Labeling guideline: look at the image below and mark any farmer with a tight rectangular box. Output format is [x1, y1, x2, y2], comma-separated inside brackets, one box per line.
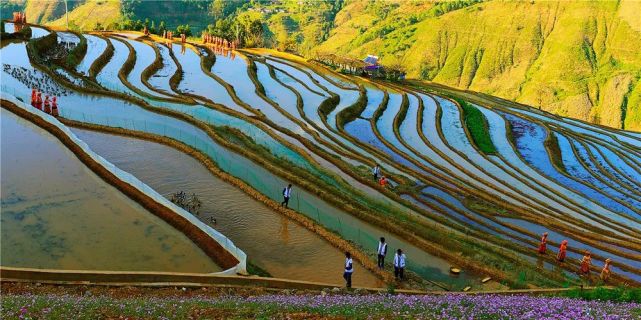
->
[372, 164, 381, 181]
[393, 249, 406, 280]
[600, 258, 612, 282]
[30, 88, 36, 105]
[376, 237, 387, 269]
[51, 96, 59, 117]
[43, 95, 51, 114]
[281, 184, 292, 208]
[343, 252, 353, 288]
[557, 240, 568, 262]
[538, 232, 548, 254]
[378, 176, 388, 188]
[578, 251, 592, 276]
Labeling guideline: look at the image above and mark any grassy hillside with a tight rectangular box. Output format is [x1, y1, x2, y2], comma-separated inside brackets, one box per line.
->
[315, 0, 641, 131]
[48, 0, 121, 30]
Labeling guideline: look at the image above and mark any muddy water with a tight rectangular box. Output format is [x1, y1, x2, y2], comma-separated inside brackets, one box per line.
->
[0, 110, 220, 273]
[72, 128, 382, 287]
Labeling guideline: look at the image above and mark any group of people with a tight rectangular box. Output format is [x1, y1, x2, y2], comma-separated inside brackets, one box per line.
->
[12, 12, 27, 24]
[344, 238, 406, 288]
[372, 164, 389, 188]
[376, 237, 406, 281]
[538, 232, 612, 282]
[30, 88, 59, 116]
[161, 30, 175, 40]
[201, 33, 239, 50]
[280, 184, 406, 287]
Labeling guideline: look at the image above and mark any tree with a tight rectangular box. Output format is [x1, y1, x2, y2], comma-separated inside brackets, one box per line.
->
[177, 24, 192, 37]
[150, 21, 156, 34]
[211, 0, 225, 20]
[158, 21, 166, 35]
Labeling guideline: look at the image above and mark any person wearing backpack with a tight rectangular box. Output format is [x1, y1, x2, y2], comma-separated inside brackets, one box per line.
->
[281, 184, 292, 208]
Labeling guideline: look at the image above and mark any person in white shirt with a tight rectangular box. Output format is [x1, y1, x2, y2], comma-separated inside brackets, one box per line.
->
[394, 249, 406, 280]
[281, 184, 292, 208]
[343, 252, 353, 288]
[377, 237, 387, 269]
[372, 164, 381, 181]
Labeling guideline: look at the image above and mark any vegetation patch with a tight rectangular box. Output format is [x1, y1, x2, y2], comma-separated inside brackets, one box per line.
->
[452, 96, 497, 155]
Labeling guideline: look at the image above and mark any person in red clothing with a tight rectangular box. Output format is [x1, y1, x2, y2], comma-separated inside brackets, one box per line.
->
[51, 96, 59, 117]
[537, 232, 548, 254]
[600, 258, 612, 283]
[578, 251, 592, 276]
[31, 88, 36, 105]
[378, 176, 388, 187]
[43, 95, 51, 114]
[556, 240, 568, 262]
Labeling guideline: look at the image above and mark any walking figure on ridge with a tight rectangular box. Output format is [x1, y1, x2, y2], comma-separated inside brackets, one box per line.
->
[377, 237, 387, 269]
[394, 249, 405, 281]
[372, 164, 380, 181]
[557, 240, 568, 262]
[578, 251, 592, 277]
[538, 232, 548, 254]
[281, 184, 292, 208]
[344, 252, 353, 288]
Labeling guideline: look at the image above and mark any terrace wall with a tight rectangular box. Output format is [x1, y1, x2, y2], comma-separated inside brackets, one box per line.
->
[0, 95, 247, 276]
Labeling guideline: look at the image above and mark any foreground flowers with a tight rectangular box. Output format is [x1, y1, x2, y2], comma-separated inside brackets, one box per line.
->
[2, 292, 640, 319]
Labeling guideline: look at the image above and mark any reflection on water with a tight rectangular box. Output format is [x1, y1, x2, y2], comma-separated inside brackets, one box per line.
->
[72, 128, 382, 287]
[1, 110, 220, 273]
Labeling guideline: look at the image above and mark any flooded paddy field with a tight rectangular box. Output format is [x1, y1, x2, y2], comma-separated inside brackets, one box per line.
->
[72, 128, 381, 287]
[0, 109, 220, 273]
[2, 26, 640, 290]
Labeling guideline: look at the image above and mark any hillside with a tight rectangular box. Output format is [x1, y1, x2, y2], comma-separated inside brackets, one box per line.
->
[15, 0, 641, 131]
[314, 0, 641, 131]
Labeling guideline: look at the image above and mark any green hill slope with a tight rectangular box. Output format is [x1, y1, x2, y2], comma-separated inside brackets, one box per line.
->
[315, 0, 641, 131]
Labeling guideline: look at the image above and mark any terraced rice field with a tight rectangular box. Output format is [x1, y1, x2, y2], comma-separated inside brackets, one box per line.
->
[2, 25, 640, 290]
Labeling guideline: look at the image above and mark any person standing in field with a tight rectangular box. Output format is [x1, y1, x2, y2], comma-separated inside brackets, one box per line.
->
[281, 184, 292, 208]
[538, 232, 548, 254]
[344, 252, 353, 288]
[377, 237, 387, 269]
[372, 164, 381, 181]
[600, 258, 612, 283]
[393, 249, 406, 281]
[557, 240, 568, 262]
[579, 251, 592, 276]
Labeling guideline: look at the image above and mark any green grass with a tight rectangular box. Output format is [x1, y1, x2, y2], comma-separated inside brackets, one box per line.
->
[562, 287, 641, 303]
[452, 97, 497, 155]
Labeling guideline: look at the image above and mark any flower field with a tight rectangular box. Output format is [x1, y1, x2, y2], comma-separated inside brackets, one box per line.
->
[2, 290, 640, 319]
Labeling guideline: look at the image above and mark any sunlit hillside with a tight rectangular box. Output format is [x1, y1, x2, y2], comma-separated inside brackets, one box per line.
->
[315, 0, 641, 131]
[47, 0, 121, 30]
